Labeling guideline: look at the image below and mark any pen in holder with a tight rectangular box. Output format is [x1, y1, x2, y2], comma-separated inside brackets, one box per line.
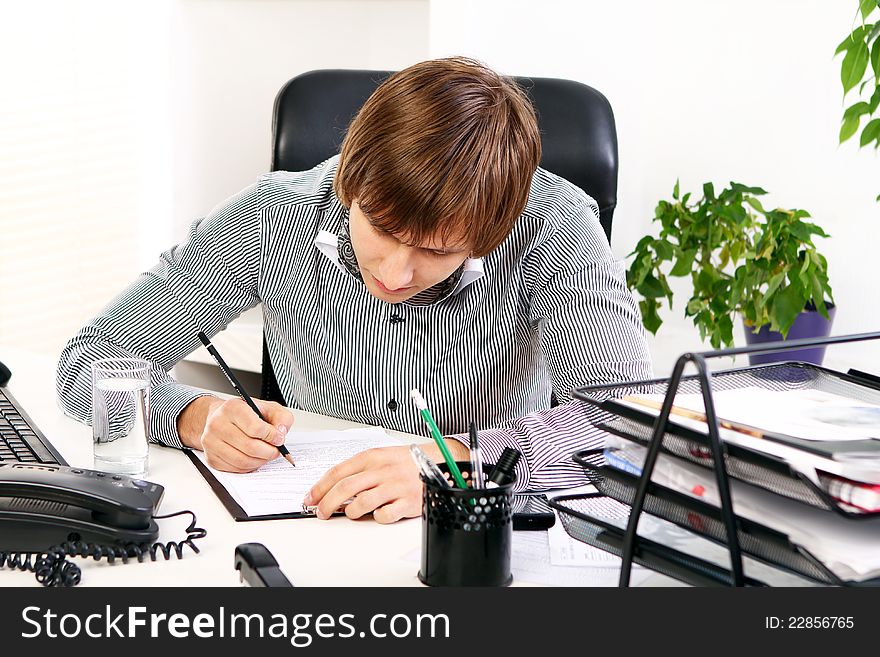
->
[418, 461, 515, 587]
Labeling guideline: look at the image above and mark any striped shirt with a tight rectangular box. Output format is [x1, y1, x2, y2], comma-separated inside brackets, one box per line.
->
[56, 156, 652, 492]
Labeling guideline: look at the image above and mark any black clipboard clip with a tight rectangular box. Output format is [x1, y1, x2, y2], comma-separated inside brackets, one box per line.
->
[234, 543, 294, 587]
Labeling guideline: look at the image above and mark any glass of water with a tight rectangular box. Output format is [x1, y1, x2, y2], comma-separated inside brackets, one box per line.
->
[91, 358, 151, 476]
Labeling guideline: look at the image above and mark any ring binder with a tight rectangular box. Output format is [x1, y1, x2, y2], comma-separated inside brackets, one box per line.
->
[552, 330, 880, 587]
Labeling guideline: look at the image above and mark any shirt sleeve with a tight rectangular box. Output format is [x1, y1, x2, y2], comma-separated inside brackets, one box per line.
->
[56, 183, 263, 449]
[448, 195, 653, 492]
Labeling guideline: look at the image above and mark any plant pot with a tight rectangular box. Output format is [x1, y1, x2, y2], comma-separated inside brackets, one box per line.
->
[741, 303, 836, 366]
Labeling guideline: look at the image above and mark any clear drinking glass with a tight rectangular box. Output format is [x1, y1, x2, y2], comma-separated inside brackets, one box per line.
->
[91, 358, 150, 476]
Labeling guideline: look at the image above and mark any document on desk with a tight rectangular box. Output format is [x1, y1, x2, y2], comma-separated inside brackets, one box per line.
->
[188, 427, 401, 520]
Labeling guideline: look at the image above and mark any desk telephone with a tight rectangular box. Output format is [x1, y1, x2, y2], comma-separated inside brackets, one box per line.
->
[0, 462, 206, 586]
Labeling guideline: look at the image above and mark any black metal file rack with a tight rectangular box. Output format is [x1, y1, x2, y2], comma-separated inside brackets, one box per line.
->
[548, 331, 880, 587]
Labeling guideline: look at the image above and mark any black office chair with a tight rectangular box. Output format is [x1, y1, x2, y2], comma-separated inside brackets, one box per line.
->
[260, 69, 620, 405]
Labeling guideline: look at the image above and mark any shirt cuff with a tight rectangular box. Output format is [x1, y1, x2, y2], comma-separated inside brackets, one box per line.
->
[446, 428, 531, 492]
[149, 381, 216, 449]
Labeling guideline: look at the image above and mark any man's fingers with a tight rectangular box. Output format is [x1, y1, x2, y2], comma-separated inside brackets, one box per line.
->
[342, 483, 389, 519]
[306, 450, 372, 506]
[316, 470, 382, 520]
[225, 400, 285, 445]
[373, 498, 419, 524]
[256, 400, 295, 435]
[361, 478, 422, 523]
[204, 438, 269, 473]
[204, 413, 281, 461]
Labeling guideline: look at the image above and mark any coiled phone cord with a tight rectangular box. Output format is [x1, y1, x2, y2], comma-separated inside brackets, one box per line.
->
[0, 509, 207, 587]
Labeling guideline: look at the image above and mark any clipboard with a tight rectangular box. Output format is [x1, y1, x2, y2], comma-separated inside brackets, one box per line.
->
[182, 425, 401, 521]
[185, 450, 313, 521]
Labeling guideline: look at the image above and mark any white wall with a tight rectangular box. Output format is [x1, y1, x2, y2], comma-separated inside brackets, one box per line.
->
[0, 0, 429, 368]
[170, 0, 430, 235]
[169, 0, 430, 371]
[430, 0, 880, 376]
[0, 0, 174, 358]
[5, 0, 878, 380]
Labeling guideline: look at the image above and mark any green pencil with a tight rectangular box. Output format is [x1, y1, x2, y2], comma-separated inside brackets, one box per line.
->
[410, 388, 468, 489]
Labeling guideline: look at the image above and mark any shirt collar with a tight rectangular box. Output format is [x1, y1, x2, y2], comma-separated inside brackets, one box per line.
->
[313, 209, 485, 303]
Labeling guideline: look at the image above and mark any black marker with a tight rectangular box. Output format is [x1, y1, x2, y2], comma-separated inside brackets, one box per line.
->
[197, 331, 296, 467]
[486, 447, 521, 488]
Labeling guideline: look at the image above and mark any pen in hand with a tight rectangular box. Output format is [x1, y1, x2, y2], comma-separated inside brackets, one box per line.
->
[197, 331, 296, 467]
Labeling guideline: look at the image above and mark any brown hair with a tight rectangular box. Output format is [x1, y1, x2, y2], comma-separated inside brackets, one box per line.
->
[334, 57, 541, 257]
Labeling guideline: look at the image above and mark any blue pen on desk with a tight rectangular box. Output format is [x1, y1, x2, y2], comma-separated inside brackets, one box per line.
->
[410, 388, 467, 489]
[198, 331, 296, 467]
[469, 421, 485, 489]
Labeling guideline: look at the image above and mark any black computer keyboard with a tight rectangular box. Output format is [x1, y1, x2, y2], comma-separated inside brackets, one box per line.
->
[0, 387, 66, 465]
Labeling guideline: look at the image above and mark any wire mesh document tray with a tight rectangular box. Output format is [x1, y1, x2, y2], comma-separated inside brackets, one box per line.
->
[565, 449, 880, 585]
[576, 361, 880, 517]
[554, 332, 880, 586]
[548, 492, 772, 587]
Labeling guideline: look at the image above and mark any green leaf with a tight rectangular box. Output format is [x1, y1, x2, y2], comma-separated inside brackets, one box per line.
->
[860, 117, 880, 146]
[844, 101, 871, 119]
[841, 115, 861, 143]
[870, 19, 880, 44]
[809, 272, 828, 317]
[871, 85, 880, 111]
[633, 253, 653, 286]
[861, 0, 877, 21]
[744, 196, 766, 214]
[709, 295, 728, 315]
[639, 299, 662, 334]
[673, 179, 680, 200]
[837, 24, 874, 55]
[654, 239, 674, 261]
[718, 315, 734, 348]
[760, 272, 786, 307]
[802, 221, 829, 238]
[628, 235, 654, 258]
[729, 182, 768, 195]
[670, 248, 696, 277]
[771, 284, 806, 337]
[686, 298, 705, 315]
[788, 221, 816, 242]
[872, 38, 880, 81]
[842, 41, 870, 95]
[636, 273, 666, 299]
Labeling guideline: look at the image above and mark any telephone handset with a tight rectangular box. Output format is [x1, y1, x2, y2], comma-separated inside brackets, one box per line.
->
[0, 463, 206, 586]
[0, 462, 164, 551]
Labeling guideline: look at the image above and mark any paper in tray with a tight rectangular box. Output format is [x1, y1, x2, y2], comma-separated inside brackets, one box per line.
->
[575, 361, 880, 516]
[574, 451, 843, 583]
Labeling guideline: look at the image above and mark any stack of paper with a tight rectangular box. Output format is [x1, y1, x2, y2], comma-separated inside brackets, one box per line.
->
[603, 436, 880, 582]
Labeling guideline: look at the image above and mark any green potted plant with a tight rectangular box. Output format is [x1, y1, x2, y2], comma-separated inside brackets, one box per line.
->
[836, 0, 880, 205]
[627, 181, 835, 364]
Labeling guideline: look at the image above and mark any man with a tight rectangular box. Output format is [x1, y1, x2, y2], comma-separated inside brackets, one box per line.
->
[57, 57, 652, 523]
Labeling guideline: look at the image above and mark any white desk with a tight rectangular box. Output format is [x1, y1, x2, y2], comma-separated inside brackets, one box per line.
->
[2, 347, 439, 587]
[3, 347, 681, 588]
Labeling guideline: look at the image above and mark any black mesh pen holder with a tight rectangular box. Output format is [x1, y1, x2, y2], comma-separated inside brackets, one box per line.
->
[418, 462, 515, 587]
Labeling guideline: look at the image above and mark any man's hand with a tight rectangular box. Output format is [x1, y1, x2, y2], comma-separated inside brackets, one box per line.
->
[303, 440, 470, 524]
[178, 396, 295, 473]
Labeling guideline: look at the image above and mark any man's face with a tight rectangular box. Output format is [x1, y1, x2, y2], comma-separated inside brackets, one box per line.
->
[348, 200, 472, 304]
